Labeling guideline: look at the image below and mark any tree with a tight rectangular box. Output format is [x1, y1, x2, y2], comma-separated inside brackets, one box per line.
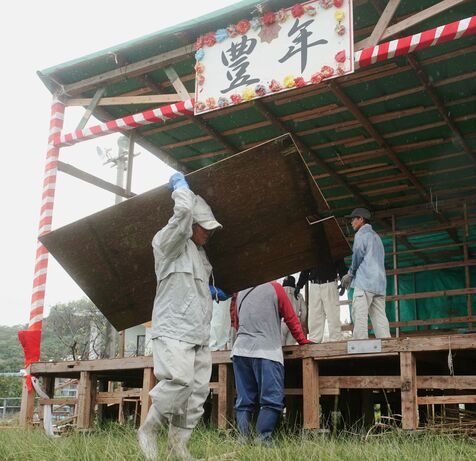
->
[0, 325, 26, 372]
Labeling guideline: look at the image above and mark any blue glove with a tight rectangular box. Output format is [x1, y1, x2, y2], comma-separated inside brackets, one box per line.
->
[168, 172, 189, 191]
[209, 285, 229, 302]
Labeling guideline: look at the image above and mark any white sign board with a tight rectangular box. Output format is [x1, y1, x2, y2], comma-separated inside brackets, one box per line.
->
[194, 0, 354, 115]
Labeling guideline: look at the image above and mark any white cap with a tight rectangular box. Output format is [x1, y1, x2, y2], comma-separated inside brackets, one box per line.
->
[192, 195, 222, 230]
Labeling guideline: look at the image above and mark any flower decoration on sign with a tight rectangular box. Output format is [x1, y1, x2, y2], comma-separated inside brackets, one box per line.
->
[195, 101, 206, 112]
[195, 62, 204, 74]
[262, 11, 276, 26]
[206, 97, 216, 109]
[236, 19, 250, 35]
[230, 94, 243, 104]
[197, 74, 205, 86]
[284, 75, 296, 88]
[311, 72, 324, 84]
[250, 17, 262, 30]
[321, 65, 335, 78]
[195, 48, 204, 61]
[194, 36, 204, 50]
[203, 32, 216, 47]
[336, 66, 346, 76]
[294, 76, 306, 87]
[335, 23, 346, 35]
[304, 5, 317, 16]
[227, 24, 238, 37]
[333, 0, 344, 7]
[291, 3, 305, 18]
[259, 21, 281, 43]
[215, 28, 229, 43]
[319, 0, 332, 8]
[242, 86, 256, 101]
[269, 79, 282, 92]
[217, 96, 229, 108]
[335, 50, 346, 63]
[255, 84, 267, 96]
[335, 10, 345, 22]
[277, 8, 288, 23]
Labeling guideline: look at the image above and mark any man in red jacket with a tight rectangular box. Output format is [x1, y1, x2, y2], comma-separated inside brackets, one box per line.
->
[231, 281, 311, 446]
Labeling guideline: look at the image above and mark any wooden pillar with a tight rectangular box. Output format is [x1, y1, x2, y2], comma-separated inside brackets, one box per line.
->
[140, 368, 156, 426]
[19, 377, 35, 428]
[217, 363, 234, 429]
[76, 371, 96, 429]
[392, 215, 400, 337]
[400, 352, 418, 429]
[38, 376, 55, 422]
[302, 358, 320, 429]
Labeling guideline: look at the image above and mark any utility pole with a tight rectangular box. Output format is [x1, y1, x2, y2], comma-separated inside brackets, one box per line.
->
[96, 134, 137, 358]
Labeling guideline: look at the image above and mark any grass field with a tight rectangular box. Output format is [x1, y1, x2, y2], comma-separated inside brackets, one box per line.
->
[0, 424, 475, 461]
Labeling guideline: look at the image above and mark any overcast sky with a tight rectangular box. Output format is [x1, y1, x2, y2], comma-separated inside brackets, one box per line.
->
[1, 0, 238, 326]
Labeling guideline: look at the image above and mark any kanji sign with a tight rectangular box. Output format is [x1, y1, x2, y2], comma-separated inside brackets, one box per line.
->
[194, 0, 354, 114]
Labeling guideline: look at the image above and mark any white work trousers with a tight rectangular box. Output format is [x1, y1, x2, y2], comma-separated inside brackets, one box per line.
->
[149, 337, 212, 429]
[352, 287, 391, 340]
[308, 281, 342, 343]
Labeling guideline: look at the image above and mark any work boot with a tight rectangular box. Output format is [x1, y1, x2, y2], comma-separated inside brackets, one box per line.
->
[255, 407, 281, 448]
[167, 425, 204, 461]
[138, 405, 167, 460]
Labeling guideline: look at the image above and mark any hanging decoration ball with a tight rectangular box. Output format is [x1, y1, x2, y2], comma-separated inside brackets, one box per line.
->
[269, 79, 283, 92]
[311, 72, 324, 84]
[203, 31, 217, 47]
[335, 50, 346, 63]
[333, 0, 344, 7]
[294, 77, 306, 87]
[335, 23, 346, 35]
[255, 84, 268, 96]
[321, 65, 335, 78]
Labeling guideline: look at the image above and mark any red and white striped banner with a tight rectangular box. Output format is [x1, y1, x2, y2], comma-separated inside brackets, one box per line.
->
[354, 15, 476, 70]
[54, 98, 195, 147]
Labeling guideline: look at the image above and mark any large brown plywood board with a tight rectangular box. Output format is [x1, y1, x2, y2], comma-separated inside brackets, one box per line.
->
[41, 135, 350, 330]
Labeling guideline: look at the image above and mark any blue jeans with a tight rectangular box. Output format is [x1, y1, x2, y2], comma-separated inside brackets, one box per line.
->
[232, 356, 284, 439]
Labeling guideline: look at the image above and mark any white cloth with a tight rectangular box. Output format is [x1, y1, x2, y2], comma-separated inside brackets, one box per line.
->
[281, 286, 308, 345]
[149, 337, 212, 430]
[151, 187, 214, 346]
[308, 281, 342, 343]
[209, 299, 231, 351]
[352, 287, 391, 339]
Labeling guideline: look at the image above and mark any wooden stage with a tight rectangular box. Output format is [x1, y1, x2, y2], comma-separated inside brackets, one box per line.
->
[21, 333, 476, 431]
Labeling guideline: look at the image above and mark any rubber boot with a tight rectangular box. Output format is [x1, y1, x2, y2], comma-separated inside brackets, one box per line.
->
[235, 410, 252, 444]
[137, 405, 167, 460]
[255, 407, 281, 448]
[167, 425, 204, 461]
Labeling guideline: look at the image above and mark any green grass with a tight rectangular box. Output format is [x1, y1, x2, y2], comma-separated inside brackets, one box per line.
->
[0, 424, 475, 461]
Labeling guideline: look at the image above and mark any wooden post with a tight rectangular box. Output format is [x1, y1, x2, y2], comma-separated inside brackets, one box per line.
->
[400, 352, 418, 429]
[76, 371, 96, 429]
[302, 358, 320, 429]
[464, 203, 473, 328]
[38, 376, 55, 422]
[392, 215, 400, 337]
[217, 364, 234, 429]
[140, 368, 156, 426]
[19, 377, 35, 428]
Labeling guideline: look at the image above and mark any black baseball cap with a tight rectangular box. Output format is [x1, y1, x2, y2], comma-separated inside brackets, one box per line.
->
[345, 207, 371, 220]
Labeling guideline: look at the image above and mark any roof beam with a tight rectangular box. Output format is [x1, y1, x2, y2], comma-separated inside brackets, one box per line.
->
[63, 44, 194, 96]
[66, 93, 196, 106]
[406, 55, 476, 167]
[75, 87, 106, 130]
[358, 0, 401, 49]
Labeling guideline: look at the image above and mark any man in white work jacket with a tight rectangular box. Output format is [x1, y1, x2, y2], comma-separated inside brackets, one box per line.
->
[138, 172, 226, 461]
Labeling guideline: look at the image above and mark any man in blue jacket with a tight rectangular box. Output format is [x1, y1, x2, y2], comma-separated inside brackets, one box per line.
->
[341, 208, 390, 340]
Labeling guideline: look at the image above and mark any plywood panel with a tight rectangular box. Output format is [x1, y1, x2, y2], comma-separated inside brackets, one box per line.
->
[41, 134, 350, 330]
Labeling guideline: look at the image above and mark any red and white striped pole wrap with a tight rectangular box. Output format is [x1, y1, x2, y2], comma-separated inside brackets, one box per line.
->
[354, 15, 476, 70]
[54, 98, 195, 148]
[18, 98, 65, 388]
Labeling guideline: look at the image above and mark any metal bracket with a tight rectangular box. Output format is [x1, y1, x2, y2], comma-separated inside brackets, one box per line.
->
[347, 339, 382, 354]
